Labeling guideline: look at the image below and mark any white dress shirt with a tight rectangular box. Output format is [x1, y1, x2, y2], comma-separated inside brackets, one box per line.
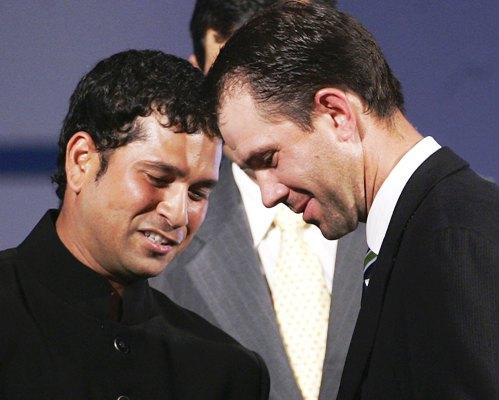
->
[366, 136, 441, 255]
[232, 162, 337, 293]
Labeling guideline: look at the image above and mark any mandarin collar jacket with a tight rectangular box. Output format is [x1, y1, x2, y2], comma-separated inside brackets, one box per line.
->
[0, 210, 270, 400]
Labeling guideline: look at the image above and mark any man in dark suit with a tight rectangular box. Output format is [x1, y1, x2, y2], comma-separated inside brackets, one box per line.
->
[203, 2, 499, 399]
[151, 2, 366, 399]
[0, 49, 269, 399]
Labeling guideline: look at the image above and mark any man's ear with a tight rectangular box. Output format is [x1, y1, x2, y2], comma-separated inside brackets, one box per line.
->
[65, 132, 98, 194]
[188, 54, 200, 70]
[313, 88, 357, 139]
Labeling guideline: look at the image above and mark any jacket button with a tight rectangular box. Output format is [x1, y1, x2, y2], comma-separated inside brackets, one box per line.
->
[117, 396, 130, 400]
[113, 337, 130, 354]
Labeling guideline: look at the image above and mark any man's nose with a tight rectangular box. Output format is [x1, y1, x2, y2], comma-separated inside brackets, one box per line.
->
[156, 186, 188, 229]
[255, 170, 288, 208]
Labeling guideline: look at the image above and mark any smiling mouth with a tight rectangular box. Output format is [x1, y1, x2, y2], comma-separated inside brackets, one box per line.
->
[142, 230, 179, 246]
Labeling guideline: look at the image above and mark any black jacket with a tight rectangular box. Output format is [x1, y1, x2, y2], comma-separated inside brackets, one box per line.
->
[338, 148, 499, 399]
[0, 211, 269, 399]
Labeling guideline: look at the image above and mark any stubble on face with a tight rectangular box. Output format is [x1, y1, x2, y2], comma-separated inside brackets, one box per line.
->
[218, 89, 365, 240]
[298, 117, 364, 240]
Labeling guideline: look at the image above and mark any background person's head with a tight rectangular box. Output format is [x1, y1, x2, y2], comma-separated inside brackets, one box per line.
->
[55, 50, 221, 290]
[205, 1, 409, 239]
[190, 0, 338, 73]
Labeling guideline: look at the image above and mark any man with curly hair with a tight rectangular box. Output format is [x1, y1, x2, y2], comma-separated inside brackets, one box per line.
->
[0, 49, 269, 399]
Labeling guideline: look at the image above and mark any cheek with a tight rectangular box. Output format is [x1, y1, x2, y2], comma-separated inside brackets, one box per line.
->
[114, 178, 159, 213]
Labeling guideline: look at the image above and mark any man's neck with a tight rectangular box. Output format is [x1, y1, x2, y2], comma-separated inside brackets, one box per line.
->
[361, 111, 423, 213]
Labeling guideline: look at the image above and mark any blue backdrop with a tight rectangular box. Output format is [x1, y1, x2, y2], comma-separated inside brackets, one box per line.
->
[1, 0, 497, 249]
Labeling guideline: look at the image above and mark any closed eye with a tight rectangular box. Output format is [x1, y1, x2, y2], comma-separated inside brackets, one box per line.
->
[146, 173, 173, 188]
[246, 150, 276, 170]
[188, 181, 217, 202]
[189, 189, 209, 201]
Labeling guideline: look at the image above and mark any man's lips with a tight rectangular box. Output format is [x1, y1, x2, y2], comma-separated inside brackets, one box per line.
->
[289, 198, 311, 214]
[302, 198, 316, 223]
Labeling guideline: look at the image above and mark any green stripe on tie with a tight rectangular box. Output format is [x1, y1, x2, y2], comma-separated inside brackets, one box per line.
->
[364, 249, 377, 271]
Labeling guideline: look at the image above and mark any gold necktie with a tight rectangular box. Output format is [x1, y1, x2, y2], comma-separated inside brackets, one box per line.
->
[267, 206, 330, 400]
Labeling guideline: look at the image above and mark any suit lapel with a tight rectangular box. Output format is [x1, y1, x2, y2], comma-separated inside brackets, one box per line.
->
[320, 224, 366, 400]
[338, 148, 468, 399]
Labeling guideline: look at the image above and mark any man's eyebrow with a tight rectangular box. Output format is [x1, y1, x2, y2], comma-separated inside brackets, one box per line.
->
[141, 161, 218, 187]
[140, 161, 186, 178]
[191, 178, 218, 189]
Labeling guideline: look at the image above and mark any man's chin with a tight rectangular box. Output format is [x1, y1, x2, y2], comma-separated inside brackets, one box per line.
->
[142, 259, 173, 278]
[319, 219, 358, 240]
[123, 255, 172, 280]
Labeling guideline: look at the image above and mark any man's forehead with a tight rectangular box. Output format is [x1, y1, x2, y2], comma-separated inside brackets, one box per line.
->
[219, 87, 271, 132]
[218, 80, 297, 128]
[218, 91, 256, 146]
[124, 115, 213, 159]
[219, 89, 297, 141]
[134, 133, 221, 182]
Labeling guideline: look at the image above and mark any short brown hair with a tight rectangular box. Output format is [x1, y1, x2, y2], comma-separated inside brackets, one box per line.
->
[205, 1, 404, 135]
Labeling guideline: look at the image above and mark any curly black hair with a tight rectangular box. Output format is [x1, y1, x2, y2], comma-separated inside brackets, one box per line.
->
[52, 49, 207, 200]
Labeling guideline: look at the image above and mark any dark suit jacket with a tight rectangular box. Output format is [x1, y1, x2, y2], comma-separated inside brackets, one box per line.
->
[0, 211, 269, 400]
[151, 157, 367, 400]
[338, 148, 499, 400]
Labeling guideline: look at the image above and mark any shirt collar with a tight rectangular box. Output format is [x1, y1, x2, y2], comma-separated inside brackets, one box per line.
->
[18, 210, 156, 324]
[366, 137, 441, 254]
[231, 162, 284, 246]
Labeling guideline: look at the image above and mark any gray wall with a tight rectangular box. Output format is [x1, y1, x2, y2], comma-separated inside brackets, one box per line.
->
[1, 1, 498, 249]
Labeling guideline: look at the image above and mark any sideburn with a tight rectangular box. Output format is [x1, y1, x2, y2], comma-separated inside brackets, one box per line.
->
[95, 150, 112, 182]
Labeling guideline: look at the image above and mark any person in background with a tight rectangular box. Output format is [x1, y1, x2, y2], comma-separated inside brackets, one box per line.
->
[0, 49, 269, 400]
[150, 1, 366, 399]
[205, 2, 499, 399]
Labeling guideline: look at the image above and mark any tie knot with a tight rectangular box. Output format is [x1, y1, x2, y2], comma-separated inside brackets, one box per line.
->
[273, 205, 306, 232]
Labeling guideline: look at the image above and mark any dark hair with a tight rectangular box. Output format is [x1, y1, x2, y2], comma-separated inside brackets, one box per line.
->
[190, 0, 337, 71]
[52, 49, 207, 200]
[205, 1, 404, 135]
